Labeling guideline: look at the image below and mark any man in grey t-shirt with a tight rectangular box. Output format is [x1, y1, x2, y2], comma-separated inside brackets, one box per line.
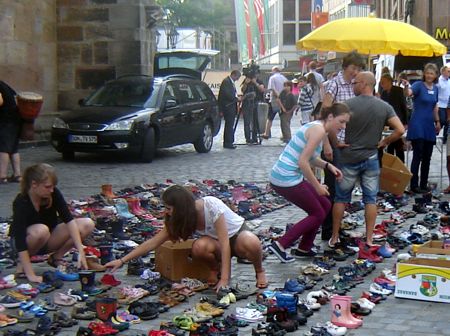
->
[329, 72, 405, 249]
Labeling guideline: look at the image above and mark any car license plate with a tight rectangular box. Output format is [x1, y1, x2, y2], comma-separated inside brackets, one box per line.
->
[68, 135, 98, 144]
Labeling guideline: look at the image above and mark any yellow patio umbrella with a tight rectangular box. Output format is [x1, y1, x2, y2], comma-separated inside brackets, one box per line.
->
[297, 17, 447, 57]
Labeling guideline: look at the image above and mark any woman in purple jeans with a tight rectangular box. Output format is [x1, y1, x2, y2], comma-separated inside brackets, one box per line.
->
[268, 103, 349, 262]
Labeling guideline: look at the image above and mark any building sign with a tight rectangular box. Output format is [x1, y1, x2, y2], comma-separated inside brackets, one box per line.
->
[311, 12, 329, 30]
[435, 27, 450, 40]
[312, 0, 323, 12]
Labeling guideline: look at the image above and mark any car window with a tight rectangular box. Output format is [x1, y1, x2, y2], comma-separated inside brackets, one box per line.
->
[85, 80, 154, 107]
[194, 83, 213, 102]
[176, 82, 196, 104]
[163, 84, 177, 102]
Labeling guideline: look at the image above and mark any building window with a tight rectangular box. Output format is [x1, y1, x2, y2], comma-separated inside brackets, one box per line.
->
[283, 0, 296, 21]
[283, 23, 296, 45]
[298, 23, 310, 40]
[299, 0, 312, 20]
[230, 31, 237, 44]
[230, 50, 238, 64]
[270, 3, 278, 48]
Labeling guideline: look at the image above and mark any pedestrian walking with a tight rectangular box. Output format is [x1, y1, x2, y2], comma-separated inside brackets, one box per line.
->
[278, 81, 297, 143]
[0, 80, 22, 184]
[437, 65, 450, 143]
[262, 66, 287, 139]
[268, 103, 349, 263]
[298, 73, 320, 124]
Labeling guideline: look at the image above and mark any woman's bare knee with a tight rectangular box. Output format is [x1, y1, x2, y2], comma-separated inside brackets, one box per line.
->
[77, 218, 95, 237]
[26, 224, 50, 252]
[192, 237, 218, 258]
[234, 232, 262, 258]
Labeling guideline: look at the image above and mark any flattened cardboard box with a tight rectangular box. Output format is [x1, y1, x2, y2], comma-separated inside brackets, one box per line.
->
[380, 153, 412, 195]
[155, 239, 210, 281]
[395, 258, 450, 303]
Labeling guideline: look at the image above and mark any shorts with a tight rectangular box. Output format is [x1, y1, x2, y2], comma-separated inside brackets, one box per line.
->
[267, 103, 280, 121]
[335, 154, 380, 204]
[10, 236, 49, 258]
[229, 222, 249, 256]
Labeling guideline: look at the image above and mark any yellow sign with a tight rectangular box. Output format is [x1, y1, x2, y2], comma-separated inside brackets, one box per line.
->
[435, 28, 449, 40]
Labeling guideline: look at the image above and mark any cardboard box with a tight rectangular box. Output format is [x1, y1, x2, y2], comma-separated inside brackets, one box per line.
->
[380, 153, 412, 195]
[416, 240, 450, 256]
[155, 239, 210, 281]
[395, 258, 450, 303]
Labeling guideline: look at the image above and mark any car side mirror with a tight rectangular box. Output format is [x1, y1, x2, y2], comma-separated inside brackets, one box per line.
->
[78, 98, 86, 106]
[164, 99, 177, 109]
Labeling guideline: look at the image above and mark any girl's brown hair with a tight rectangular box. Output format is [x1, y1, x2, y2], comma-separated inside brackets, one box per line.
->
[319, 102, 350, 120]
[161, 185, 198, 241]
[21, 163, 58, 196]
[21, 163, 58, 208]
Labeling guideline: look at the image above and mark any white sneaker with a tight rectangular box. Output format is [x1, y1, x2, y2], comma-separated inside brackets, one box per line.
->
[325, 321, 347, 335]
[369, 283, 393, 295]
[302, 298, 321, 310]
[356, 297, 375, 310]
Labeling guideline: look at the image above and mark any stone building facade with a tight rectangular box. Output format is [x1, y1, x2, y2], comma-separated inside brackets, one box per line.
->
[0, 0, 157, 134]
[376, 0, 450, 52]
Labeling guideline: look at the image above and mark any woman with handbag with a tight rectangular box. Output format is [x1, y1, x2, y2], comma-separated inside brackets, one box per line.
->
[0, 80, 22, 184]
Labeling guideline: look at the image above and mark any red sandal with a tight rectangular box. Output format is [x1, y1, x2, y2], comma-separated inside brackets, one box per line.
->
[88, 321, 119, 335]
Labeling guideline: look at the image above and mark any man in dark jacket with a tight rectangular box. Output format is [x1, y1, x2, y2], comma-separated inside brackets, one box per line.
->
[379, 73, 408, 162]
[218, 70, 241, 149]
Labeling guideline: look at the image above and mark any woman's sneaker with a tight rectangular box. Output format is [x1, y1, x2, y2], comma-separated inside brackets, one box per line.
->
[268, 242, 295, 263]
[291, 248, 317, 258]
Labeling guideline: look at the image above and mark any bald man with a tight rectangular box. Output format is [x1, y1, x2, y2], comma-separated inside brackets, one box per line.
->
[329, 72, 405, 252]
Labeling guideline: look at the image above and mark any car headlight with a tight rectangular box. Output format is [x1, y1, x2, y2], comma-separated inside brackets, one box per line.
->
[105, 119, 136, 131]
[52, 117, 68, 129]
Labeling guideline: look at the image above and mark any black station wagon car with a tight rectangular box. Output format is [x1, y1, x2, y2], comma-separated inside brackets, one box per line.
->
[51, 50, 221, 162]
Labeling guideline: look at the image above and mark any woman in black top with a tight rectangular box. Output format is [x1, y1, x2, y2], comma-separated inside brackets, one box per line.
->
[11, 163, 94, 283]
[379, 73, 408, 162]
[0, 81, 22, 183]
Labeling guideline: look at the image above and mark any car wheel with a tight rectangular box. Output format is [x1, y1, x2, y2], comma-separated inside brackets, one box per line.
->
[140, 128, 156, 163]
[194, 122, 213, 153]
[62, 150, 75, 161]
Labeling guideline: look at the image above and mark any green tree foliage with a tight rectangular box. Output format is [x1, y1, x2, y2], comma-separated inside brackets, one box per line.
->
[155, 0, 231, 29]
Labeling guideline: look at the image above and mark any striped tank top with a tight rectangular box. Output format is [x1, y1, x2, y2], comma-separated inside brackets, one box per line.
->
[270, 120, 323, 187]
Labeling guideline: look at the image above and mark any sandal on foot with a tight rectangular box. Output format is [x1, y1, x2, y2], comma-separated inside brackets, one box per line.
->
[47, 254, 66, 268]
[8, 175, 22, 183]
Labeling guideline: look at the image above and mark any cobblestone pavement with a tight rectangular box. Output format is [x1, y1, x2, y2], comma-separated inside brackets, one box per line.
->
[1, 115, 450, 335]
